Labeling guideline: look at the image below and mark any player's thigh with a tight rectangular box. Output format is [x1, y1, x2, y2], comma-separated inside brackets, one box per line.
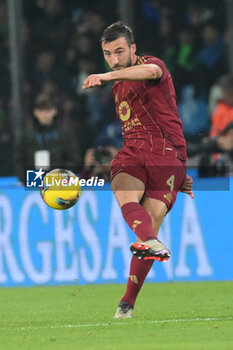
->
[142, 197, 167, 236]
[145, 154, 186, 211]
[111, 172, 145, 207]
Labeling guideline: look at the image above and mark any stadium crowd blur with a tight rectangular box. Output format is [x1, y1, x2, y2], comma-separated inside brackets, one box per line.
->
[0, 0, 232, 179]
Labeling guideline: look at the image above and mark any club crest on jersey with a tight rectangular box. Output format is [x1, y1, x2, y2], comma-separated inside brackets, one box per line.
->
[119, 101, 131, 121]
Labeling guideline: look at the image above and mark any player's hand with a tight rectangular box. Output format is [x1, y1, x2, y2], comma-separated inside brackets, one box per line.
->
[180, 174, 194, 198]
[82, 73, 111, 90]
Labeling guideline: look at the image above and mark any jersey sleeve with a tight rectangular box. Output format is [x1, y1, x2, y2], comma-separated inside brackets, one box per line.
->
[144, 57, 168, 82]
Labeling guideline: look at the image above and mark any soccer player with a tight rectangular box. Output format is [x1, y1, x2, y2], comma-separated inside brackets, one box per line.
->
[83, 21, 193, 319]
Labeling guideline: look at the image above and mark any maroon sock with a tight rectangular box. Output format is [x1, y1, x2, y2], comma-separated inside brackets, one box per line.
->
[121, 202, 155, 242]
[121, 256, 154, 306]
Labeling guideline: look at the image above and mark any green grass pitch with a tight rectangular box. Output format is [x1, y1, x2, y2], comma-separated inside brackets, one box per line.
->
[0, 281, 232, 350]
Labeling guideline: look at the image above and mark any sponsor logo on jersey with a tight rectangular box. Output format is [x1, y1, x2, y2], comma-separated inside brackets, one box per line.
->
[119, 101, 131, 121]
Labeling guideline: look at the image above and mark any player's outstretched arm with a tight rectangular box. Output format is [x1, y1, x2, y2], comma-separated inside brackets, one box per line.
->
[109, 64, 162, 81]
[82, 64, 162, 90]
[82, 73, 112, 89]
[180, 174, 194, 198]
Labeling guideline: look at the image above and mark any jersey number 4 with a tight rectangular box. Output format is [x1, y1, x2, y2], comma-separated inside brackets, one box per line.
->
[166, 175, 175, 191]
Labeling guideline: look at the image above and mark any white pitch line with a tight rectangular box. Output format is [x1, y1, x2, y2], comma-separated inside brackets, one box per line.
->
[0, 316, 232, 332]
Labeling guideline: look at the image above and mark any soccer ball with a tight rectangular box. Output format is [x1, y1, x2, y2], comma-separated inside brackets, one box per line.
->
[40, 169, 81, 210]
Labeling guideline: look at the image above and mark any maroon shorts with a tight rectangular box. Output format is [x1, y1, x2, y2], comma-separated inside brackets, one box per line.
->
[111, 146, 186, 211]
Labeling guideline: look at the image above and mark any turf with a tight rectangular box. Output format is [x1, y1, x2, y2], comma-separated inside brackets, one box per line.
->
[0, 281, 232, 350]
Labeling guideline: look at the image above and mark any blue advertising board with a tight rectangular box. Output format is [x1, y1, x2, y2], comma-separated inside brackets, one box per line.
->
[0, 177, 233, 287]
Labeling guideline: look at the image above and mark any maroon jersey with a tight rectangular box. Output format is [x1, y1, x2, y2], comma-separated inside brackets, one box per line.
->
[112, 56, 187, 159]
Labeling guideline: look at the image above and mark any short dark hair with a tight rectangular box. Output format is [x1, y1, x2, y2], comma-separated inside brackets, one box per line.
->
[34, 94, 55, 110]
[100, 21, 134, 46]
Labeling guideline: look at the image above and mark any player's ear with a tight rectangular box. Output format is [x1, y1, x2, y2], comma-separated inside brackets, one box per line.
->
[131, 43, 136, 54]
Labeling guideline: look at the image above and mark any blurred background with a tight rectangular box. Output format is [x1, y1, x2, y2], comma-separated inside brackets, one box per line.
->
[1, 0, 233, 177]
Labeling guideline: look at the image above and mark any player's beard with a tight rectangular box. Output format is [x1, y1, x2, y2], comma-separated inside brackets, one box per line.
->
[112, 54, 132, 70]
[125, 55, 132, 68]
